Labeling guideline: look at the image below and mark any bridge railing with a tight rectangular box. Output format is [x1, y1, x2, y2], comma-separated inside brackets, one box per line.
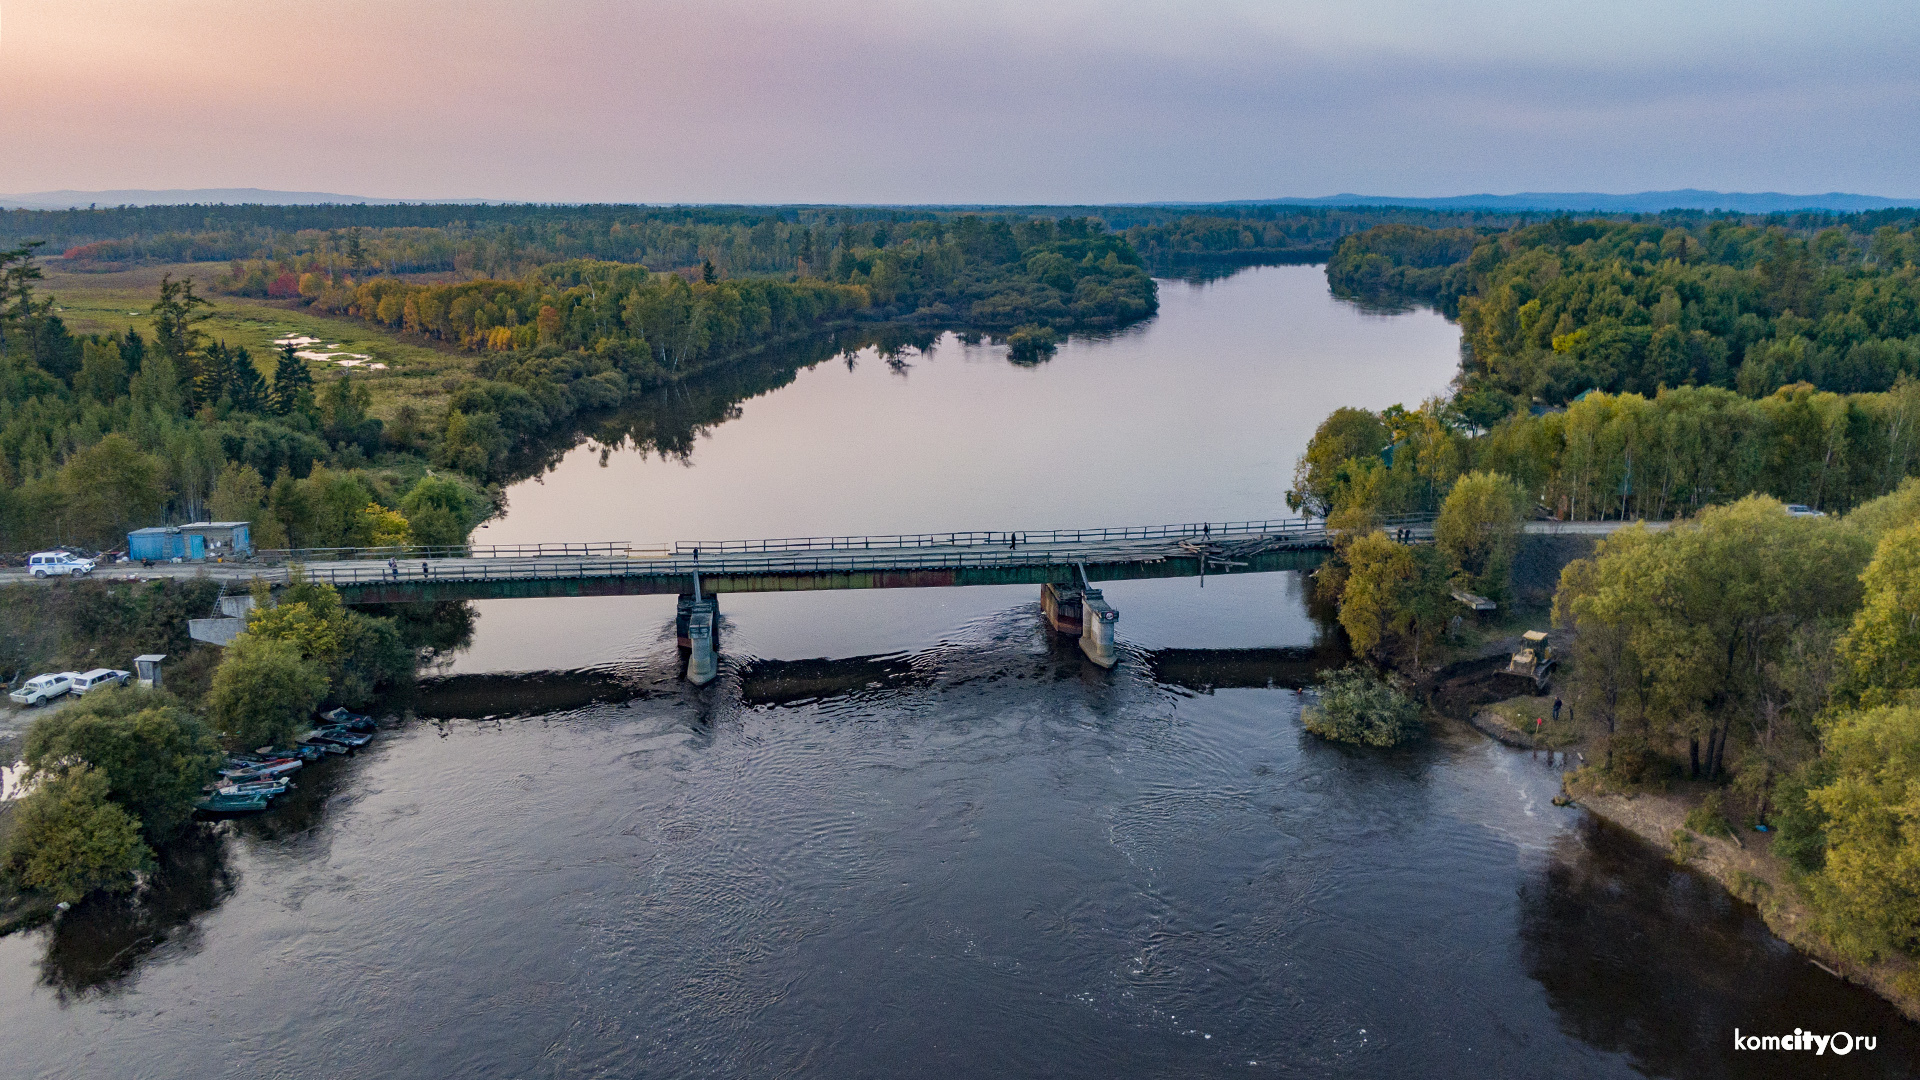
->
[295, 542, 1335, 589]
[254, 541, 662, 563]
[667, 517, 1397, 555]
[251, 516, 1433, 567]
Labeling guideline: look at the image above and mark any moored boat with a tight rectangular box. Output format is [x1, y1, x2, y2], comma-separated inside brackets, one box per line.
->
[268, 744, 327, 761]
[219, 757, 303, 780]
[319, 707, 377, 732]
[308, 727, 372, 748]
[195, 791, 272, 814]
[299, 738, 350, 755]
[217, 777, 290, 797]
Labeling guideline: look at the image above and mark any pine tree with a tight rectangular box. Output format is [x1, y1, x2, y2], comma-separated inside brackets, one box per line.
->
[269, 342, 315, 416]
[195, 340, 235, 409]
[227, 344, 269, 412]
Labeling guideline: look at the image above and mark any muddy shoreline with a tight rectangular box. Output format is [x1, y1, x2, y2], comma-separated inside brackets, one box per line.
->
[1561, 770, 1920, 1023]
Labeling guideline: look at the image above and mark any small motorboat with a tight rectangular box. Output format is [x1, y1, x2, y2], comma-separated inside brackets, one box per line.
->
[308, 727, 372, 748]
[217, 777, 290, 797]
[267, 744, 327, 761]
[219, 757, 302, 780]
[319, 707, 377, 732]
[195, 791, 272, 814]
[299, 738, 350, 756]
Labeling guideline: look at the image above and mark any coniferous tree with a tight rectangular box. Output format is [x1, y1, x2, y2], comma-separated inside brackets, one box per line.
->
[269, 342, 315, 416]
[227, 344, 268, 412]
[119, 327, 146, 373]
[150, 274, 210, 411]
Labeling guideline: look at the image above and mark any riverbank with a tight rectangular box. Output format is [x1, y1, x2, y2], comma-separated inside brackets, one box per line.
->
[1563, 769, 1920, 1023]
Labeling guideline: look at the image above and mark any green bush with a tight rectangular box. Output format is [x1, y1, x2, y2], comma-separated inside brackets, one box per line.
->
[1302, 665, 1426, 747]
[3, 766, 152, 904]
[1005, 324, 1058, 363]
[1684, 790, 1734, 838]
[22, 687, 223, 842]
[205, 635, 328, 748]
[1771, 755, 1839, 872]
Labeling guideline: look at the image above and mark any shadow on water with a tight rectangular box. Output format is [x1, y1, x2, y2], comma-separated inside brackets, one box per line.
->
[32, 715, 433, 996]
[37, 827, 235, 1000]
[415, 637, 1358, 717]
[1520, 816, 1920, 1079]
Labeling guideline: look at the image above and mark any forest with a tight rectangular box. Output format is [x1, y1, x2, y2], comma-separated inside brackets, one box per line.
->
[1122, 207, 1536, 274]
[1296, 204, 1920, 991]
[1328, 211, 1920, 407]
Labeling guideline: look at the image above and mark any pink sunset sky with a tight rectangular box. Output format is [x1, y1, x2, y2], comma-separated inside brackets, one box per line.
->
[2, 0, 1916, 203]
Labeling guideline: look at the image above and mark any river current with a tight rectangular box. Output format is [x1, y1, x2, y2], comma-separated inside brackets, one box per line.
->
[2, 266, 1914, 1078]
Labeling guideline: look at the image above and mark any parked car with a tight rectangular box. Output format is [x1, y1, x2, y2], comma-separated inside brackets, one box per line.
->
[9, 672, 78, 706]
[71, 668, 133, 694]
[1784, 504, 1827, 517]
[28, 551, 95, 577]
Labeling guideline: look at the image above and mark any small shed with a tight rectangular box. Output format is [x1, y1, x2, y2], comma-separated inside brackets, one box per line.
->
[180, 521, 251, 557]
[134, 654, 166, 690]
[128, 526, 201, 561]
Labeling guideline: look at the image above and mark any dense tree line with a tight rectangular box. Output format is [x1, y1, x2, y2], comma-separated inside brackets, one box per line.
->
[220, 215, 1154, 332]
[1, 200, 1551, 273]
[1294, 381, 1920, 531]
[1327, 212, 1920, 407]
[1126, 209, 1533, 274]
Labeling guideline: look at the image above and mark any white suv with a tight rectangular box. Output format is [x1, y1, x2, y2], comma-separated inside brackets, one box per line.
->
[71, 668, 132, 695]
[9, 672, 78, 706]
[28, 551, 95, 578]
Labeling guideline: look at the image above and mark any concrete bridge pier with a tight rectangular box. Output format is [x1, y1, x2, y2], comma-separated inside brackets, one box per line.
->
[1041, 578, 1119, 668]
[1078, 589, 1119, 668]
[677, 585, 719, 686]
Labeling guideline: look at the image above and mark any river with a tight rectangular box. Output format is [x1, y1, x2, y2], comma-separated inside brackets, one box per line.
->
[2, 266, 1914, 1078]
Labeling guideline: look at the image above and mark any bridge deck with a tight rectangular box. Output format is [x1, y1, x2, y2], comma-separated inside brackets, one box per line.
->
[307, 522, 1392, 602]
[0, 515, 1475, 603]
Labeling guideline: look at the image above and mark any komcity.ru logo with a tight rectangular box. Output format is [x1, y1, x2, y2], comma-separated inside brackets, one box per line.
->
[1734, 1028, 1877, 1055]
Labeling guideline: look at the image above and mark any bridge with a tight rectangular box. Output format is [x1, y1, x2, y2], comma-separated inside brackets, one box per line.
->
[156, 515, 1430, 681]
[20, 514, 1655, 684]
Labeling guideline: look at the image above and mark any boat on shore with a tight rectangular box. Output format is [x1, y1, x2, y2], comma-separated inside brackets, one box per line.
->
[194, 791, 272, 814]
[319, 707, 377, 732]
[308, 727, 372, 748]
[219, 757, 302, 780]
[217, 777, 290, 797]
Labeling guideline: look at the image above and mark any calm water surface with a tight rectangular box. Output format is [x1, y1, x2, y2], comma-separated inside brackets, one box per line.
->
[2, 267, 1914, 1078]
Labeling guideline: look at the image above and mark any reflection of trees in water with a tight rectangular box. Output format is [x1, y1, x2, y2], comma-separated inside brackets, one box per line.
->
[497, 320, 1058, 485]
[367, 600, 476, 677]
[1519, 816, 1920, 1080]
[38, 827, 235, 999]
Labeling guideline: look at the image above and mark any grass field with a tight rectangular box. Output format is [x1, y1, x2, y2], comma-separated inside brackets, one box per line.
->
[40, 261, 475, 419]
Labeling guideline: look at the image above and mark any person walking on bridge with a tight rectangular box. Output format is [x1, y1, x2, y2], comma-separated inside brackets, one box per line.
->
[388, 557, 398, 580]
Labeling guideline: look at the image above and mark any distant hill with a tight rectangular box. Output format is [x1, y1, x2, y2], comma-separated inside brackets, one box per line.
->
[1222, 190, 1919, 214]
[0, 188, 487, 209]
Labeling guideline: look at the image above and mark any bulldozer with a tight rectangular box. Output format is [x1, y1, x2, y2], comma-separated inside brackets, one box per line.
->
[1506, 630, 1555, 691]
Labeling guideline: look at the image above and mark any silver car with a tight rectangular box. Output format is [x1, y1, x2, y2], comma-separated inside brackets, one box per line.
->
[71, 668, 133, 694]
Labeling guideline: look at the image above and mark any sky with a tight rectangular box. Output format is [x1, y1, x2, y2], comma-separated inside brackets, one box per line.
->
[1, 0, 1916, 204]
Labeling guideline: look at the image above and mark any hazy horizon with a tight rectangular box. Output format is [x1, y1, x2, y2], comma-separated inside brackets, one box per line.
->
[3, 1, 1916, 203]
